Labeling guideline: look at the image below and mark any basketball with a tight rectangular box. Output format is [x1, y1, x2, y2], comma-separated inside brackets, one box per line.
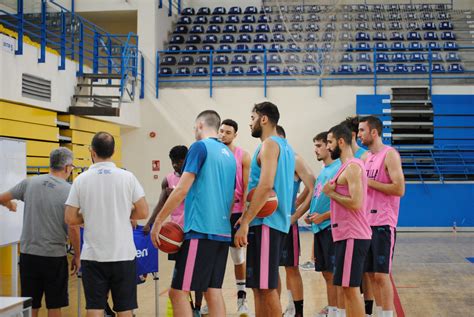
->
[247, 188, 278, 218]
[158, 222, 184, 254]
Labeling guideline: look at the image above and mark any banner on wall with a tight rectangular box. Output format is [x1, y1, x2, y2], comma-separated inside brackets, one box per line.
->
[1, 34, 15, 54]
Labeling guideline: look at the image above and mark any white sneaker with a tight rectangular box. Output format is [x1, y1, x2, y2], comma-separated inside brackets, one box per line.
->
[283, 305, 296, 317]
[200, 305, 208, 315]
[237, 297, 250, 316]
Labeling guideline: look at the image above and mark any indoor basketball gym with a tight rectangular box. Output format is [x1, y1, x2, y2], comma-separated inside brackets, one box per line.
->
[0, 0, 473, 316]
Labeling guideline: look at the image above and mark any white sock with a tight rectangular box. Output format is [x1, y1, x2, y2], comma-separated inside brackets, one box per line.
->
[337, 308, 346, 317]
[328, 306, 338, 317]
[376, 306, 383, 317]
[382, 311, 394, 317]
[236, 279, 246, 293]
[287, 290, 294, 308]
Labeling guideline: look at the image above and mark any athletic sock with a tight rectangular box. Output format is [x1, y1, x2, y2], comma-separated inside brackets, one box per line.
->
[365, 300, 374, 315]
[337, 308, 346, 317]
[375, 306, 383, 317]
[294, 300, 303, 316]
[328, 306, 338, 317]
[382, 311, 393, 317]
[287, 290, 294, 305]
[236, 279, 246, 293]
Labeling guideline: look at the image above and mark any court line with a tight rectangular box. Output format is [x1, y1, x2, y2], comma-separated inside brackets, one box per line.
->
[391, 274, 406, 317]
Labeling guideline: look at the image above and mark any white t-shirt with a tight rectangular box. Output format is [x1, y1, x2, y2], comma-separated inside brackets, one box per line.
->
[66, 162, 145, 262]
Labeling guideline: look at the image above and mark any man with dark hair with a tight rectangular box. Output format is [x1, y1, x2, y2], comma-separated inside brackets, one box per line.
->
[359, 116, 405, 317]
[305, 131, 341, 317]
[234, 102, 296, 317]
[276, 125, 286, 138]
[65, 132, 149, 317]
[151, 110, 236, 316]
[216, 118, 252, 315]
[0, 148, 80, 317]
[341, 116, 368, 161]
[322, 124, 372, 317]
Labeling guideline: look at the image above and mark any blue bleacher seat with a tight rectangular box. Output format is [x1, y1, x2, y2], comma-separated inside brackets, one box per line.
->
[376, 53, 389, 62]
[356, 32, 370, 41]
[375, 42, 389, 51]
[338, 64, 354, 74]
[218, 44, 232, 51]
[194, 16, 207, 24]
[244, 6, 258, 14]
[308, 5, 321, 13]
[175, 67, 191, 76]
[258, 15, 271, 23]
[283, 65, 299, 75]
[202, 44, 214, 51]
[223, 25, 237, 33]
[207, 25, 220, 33]
[431, 63, 445, 73]
[393, 53, 407, 62]
[203, 34, 218, 44]
[254, 34, 269, 43]
[279, 5, 288, 13]
[357, 4, 368, 12]
[342, 13, 352, 21]
[340, 32, 352, 41]
[232, 55, 247, 64]
[305, 43, 318, 52]
[357, 53, 371, 62]
[261, 6, 272, 14]
[373, 13, 385, 21]
[290, 33, 303, 42]
[196, 55, 210, 65]
[407, 22, 420, 30]
[427, 41, 441, 51]
[226, 15, 240, 24]
[356, 64, 372, 73]
[406, 12, 417, 20]
[424, 31, 438, 41]
[268, 54, 282, 64]
[410, 53, 425, 62]
[411, 64, 427, 73]
[438, 12, 451, 20]
[390, 32, 404, 41]
[288, 43, 301, 52]
[408, 42, 424, 51]
[322, 43, 334, 51]
[242, 15, 256, 24]
[342, 22, 352, 31]
[390, 22, 402, 30]
[291, 14, 304, 22]
[237, 34, 252, 43]
[355, 42, 371, 51]
[178, 55, 194, 65]
[272, 33, 285, 42]
[290, 23, 303, 32]
[247, 66, 262, 76]
[240, 24, 254, 33]
[212, 7, 226, 15]
[374, 22, 386, 31]
[170, 35, 185, 44]
[270, 44, 283, 52]
[439, 21, 453, 30]
[389, 13, 401, 21]
[446, 52, 461, 61]
[342, 5, 353, 12]
[373, 32, 387, 41]
[422, 22, 436, 30]
[185, 45, 198, 53]
[391, 42, 406, 51]
[441, 32, 456, 40]
[422, 12, 434, 20]
[186, 35, 201, 44]
[249, 54, 263, 64]
[273, 24, 286, 32]
[228, 7, 242, 15]
[303, 53, 316, 63]
[356, 22, 368, 31]
[214, 55, 229, 64]
[181, 8, 195, 15]
[292, 5, 304, 13]
[323, 33, 334, 41]
[274, 14, 286, 23]
[285, 54, 300, 63]
[404, 4, 415, 11]
[159, 67, 172, 76]
[342, 43, 354, 51]
[210, 15, 223, 24]
[388, 4, 399, 11]
[356, 13, 368, 21]
[174, 25, 188, 34]
[267, 66, 281, 75]
[408, 31, 421, 41]
[448, 64, 464, 73]
[431, 52, 443, 61]
[212, 67, 226, 76]
[236, 44, 249, 52]
[177, 16, 192, 25]
[160, 56, 176, 66]
[306, 33, 318, 42]
[393, 64, 409, 73]
[444, 42, 459, 51]
[308, 14, 320, 22]
[253, 44, 266, 51]
[341, 53, 353, 62]
[197, 7, 210, 15]
[376, 64, 390, 73]
[257, 24, 270, 33]
[192, 66, 208, 76]
[166, 45, 181, 53]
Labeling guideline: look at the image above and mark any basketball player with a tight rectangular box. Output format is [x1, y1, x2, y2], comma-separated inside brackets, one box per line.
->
[305, 131, 341, 317]
[151, 110, 237, 316]
[323, 124, 372, 317]
[358, 116, 405, 317]
[218, 118, 251, 315]
[276, 125, 315, 317]
[234, 102, 296, 317]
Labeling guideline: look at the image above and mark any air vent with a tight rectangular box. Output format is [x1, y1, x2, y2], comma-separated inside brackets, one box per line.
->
[22, 74, 51, 101]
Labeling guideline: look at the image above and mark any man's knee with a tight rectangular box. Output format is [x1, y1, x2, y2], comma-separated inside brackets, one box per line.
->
[230, 247, 245, 265]
[373, 273, 389, 286]
[169, 288, 187, 301]
[285, 266, 301, 278]
[322, 271, 333, 282]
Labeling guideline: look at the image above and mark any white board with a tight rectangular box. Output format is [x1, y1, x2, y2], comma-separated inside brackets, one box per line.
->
[0, 138, 26, 247]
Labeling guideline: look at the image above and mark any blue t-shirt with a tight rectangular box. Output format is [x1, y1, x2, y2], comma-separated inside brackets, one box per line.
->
[182, 138, 236, 242]
[354, 147, 367, 160]
[309, 159, 341, 234]
[291, 179, 301, 215]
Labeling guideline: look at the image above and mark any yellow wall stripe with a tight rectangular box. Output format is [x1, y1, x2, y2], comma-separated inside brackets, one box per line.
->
[0, 100, 57, 126]
[0, 119, 58, 141]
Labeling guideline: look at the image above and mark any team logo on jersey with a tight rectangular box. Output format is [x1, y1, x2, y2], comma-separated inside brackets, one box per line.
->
[221, 148, 231, 157]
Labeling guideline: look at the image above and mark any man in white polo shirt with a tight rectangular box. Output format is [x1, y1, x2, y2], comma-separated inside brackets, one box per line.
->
[65, 132, 149, 317]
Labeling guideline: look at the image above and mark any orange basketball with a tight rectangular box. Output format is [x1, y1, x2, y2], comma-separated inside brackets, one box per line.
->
[247, 188, 278, 218]
[158, 222, 184, 254]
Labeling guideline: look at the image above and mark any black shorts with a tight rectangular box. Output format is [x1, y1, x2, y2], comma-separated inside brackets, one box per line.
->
[365, 225, 397, 274]
[246, 225, 285, 289]
[314, 227, 336, 273]
[19, 253, 68, 309]
[279, 223, 300, 267]
[230, 212, 243, 248]
[81, 259, 137, 312]
[333, 239, 371, 288]
[171, 238, 229, 292]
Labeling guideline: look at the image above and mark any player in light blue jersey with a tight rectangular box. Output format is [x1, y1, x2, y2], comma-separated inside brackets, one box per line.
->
[151, 110, 236, 317]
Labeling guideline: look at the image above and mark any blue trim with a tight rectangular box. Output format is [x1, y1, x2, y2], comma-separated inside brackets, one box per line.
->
[156, 53, 160, 99]
[15, 0, 23, 55]
[38, 0, 46, 63]
[58, 10, 66, 70]
[140, 55, 145, 99]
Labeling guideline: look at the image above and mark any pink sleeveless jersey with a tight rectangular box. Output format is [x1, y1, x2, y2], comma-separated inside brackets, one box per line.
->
[232, 146, 244, 213]
[365, 146, 401, 227]
[330, 158, 372, 242]
[166, 172, 185, 227]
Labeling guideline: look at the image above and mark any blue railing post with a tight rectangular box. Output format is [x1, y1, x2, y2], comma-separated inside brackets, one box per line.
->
[156, 52, 160, 98]
[70, 12, 75, 60]
[209, 50, 213, 98]
[373, 46, 377, 95]
[59, 10, 66, 70]
[428, 47, 433, 96]
[107, 34, 112, 76]
[319, 78, 322, 97]
[178, 0, 182, 15]
[93, 30, 99, 73]
[38, 0, 47, 63]
[159, 0, 163, 8]
[140, 54, 144, 99]
[15, 0, 23, 55]
[263, 48, 267, 98]
[168, 0, 172, 16]
[120, 47, 125, 94]
[77, 20, 84, 76]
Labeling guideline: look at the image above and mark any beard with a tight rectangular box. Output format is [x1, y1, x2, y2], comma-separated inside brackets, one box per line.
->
[330, 145, 341, 160]
[251, 120, 263, 138]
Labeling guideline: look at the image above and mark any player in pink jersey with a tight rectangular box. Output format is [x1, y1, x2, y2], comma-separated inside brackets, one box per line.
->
[218, 119, 252, 316]
[358, 116, 405, 317]
[323, 124, 372, 317]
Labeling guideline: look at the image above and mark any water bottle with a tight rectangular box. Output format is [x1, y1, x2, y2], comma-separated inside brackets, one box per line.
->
[453, 221, 457, 233]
